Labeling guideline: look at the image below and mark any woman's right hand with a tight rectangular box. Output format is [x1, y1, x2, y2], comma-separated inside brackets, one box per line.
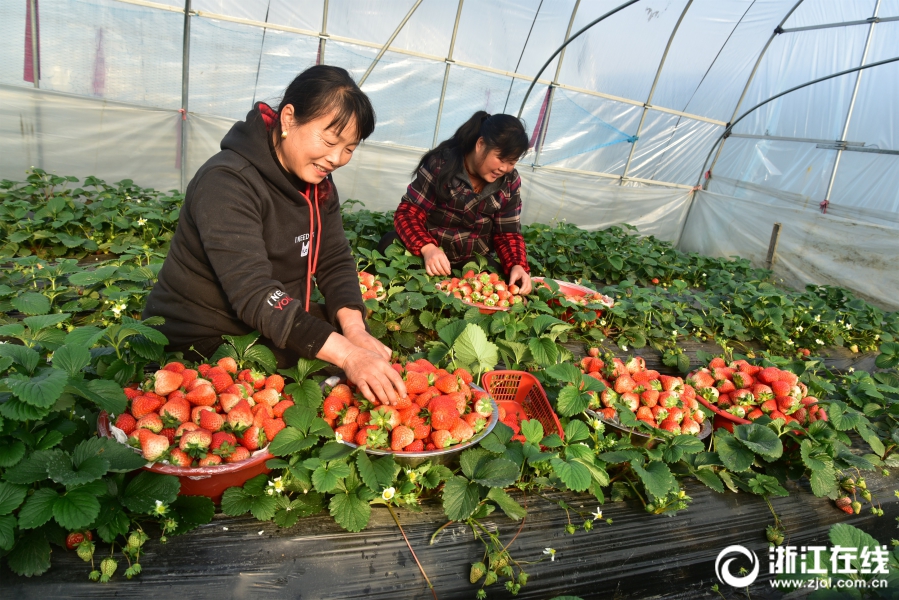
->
[421, 243, 452, 276]
[340, 347, 407, 406]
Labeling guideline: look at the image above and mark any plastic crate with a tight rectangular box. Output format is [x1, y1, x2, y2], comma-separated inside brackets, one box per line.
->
[482, 370, 564, 439]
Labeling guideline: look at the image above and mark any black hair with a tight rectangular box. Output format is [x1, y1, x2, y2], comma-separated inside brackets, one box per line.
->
[416, 111, 528, 202]
[275, 65, 376, 143]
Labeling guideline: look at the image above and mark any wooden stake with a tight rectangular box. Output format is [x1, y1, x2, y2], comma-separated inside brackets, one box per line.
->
[765, 222, 782, 270]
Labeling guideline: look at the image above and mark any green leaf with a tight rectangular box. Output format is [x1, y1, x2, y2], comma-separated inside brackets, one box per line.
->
[545, 362, 584, 383]
[52, 488, 101, 529]
[65, 379, 128, 415]
[17, 488, 59, 529]
[453, 323, 498, 374]
[693, 468, 725, 493]
[312, 462, 351, 493]
[829, 523, 881, 557]
[442, 476, 482, 521]
[23, 313, 70, 331]
[799, 439, 829, 471]
[0, 514, 15, 551]
[11, 292, 51, 315]
[356, 453, 398, 493]
[220, 487, 256, 516]
[34, 431, 64, 451]
[248, 494, 278, 522]
[733, 423, 783, 460]
[420, 465, 453, 489]
[748, 474, 788, 497]
[0, 395, 51, 422]
[809, 464, 838, 497]
[282, 358, 329, 384]
[0, 344, 40, 374]
[2, 449, 62, 484]
[268, 428, 313, 456]
[550, 457, 592, 492]
[282, 405, 316, 432]
[528, 337, 558, 366]
[487, 488, 527, 521]
[631, 460, 677, 501]
[660, 435, 706, 463]
[555, 385, 589, 417]
[46, 453, 109, 487]
[597, 450, 643, 464]
[53, 344, 91, 376]
[479, 424, 513, 454]
[243, 345, 277, 373]
[715, 431, 755, 472]
[5, 531, 52, 576]
[329, 489, 371, 532]
[460, 448, 492, 480]
[471, 457, 519, 488]
[122, 472, 180, 514]
[0, 439, 27, 468]
[437, 320, 469, 347]
[0, 482, 28, 515]
[318, 441, 355, 462]
[564, 420, 590, 443]
[7, 368, 68, 408]
[90, 438, 146, 473]
[520, 419, 544, 445]
[64, 326, 105, 348]
[285, 380, 323, 409]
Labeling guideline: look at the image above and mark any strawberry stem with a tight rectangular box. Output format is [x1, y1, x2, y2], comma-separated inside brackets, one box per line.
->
[385, 503, 438, 600]
[429, 520, 454, 545]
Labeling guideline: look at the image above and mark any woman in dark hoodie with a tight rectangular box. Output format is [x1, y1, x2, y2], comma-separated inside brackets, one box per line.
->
[144, 65, 406, 405]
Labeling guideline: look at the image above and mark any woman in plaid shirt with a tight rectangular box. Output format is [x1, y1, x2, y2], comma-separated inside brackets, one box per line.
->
[383, 111, 533, 294]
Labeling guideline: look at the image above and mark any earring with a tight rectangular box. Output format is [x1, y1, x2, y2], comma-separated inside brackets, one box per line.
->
[281, 131, 288, 139]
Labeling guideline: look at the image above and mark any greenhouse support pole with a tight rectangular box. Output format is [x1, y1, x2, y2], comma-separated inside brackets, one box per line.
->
[532, 0, 580, 167]
[703, 0, 804, 189]
[822, 0, 880, 213]
[432, 0, 465, 148]
[765, 222, 781, 270]
[179, 0, 192, 192]
[357, 0, 424, 87]
[619, 0, 692, 185]
[318, 0, 329, 64]
[28, 0, 39, 88]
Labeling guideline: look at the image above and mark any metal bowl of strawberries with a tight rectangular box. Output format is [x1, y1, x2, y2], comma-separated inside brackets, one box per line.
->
[320, 361, 500, 468]
[97, 359, 298, 502]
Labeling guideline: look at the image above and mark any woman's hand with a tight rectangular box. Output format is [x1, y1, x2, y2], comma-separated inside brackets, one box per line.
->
[342, 323, 391, 361]
[508, 265, 532, 295]
[340, 348, 407, 406]
[421, 243, 452, 277]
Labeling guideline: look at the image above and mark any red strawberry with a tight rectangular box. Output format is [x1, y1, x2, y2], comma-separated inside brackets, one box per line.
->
[153, 370, 184, 397]
[716, 379, 736, 394]
[176, 421, 199, 437]
[159, 428, 176, 445]
[450, 418, 474, 442]
[226, 446, 251, 463]
[196, 363, 212, 377]
[211, 431, 238, 457]
[163, 361, 186, 373]
[114, 413, 137, 435]
[272, 399, 295, 418]
[390, 425, 415, 451]
[136, 413, 163, 433]
[335, 422, 358, 442]
[732, 371, 754, 389]
[131, 395, 163, 419]
[429, 404, 459, 431]
[159, 398, 191, 427]
[751, 384, 774, 401]
[686, 370, 715, 389]
[208, 371, 234, 394]
[328, 384, 353, 404]
[758, 367, 782, 384]
[123, 386, 142, 400]
[659, 418, 681, 433]
[613, 375, 636, 394]
[771, 380, 792, 397]
[191, 405, 215, 425]
[262, 418, 286, 441]
[413, 422, 431, 440]
[217, 356, 238, 374]
[619, 392, 639, 412]
[198, 453, 223, 467]
[709, 357, 727, 369]
[473, 396, 494, 417]
[404, 371, 429, 394]
[667, 406, 685, 423]
[168, 448, 193, 467]
[253, 388, 280, 408]
[217, 393, 240, 413]
[226, 401, 254, 433]
[835, 497, 853, 514]
[680, 418, 701, 435]
[760, 399, 777, 414]
[404, 439, 425, 452]
[323, 395, 348, 420]
[186, 385, 216, 407]
[640, 389, 659, 407]
[430, 430, 456, 449]
[659, 375, 684, 393]
[198, 410, 225, 432]
[636, 406, 653, 421]
[180, 429, 213, 457]
[65, 531, 87, 550]
[140, 432, 169, 461]
[264, 374, 285, 393]
[238, 425, 266, 451]
[435, 375, 461, 394]
[625, 356, 645, 374]
[453, 368, 473, 385]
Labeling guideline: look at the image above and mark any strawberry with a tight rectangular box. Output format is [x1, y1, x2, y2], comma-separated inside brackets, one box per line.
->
[162, 361, 186, 373]
[153, 369, 184, 397]
[272, 399, 295, 418]
[402, 371, 428, 395]
[65, 531, 87, 550]
[667, 406, 685, 423]
[334, 422, 358, 442]
[191, 405, 215, 425]
[779, 371, 798, 386]
[686, 370, 715, 389]
[758, 367, 782, 384]
[760, 399, 777, 414]
[323, 395, 348, 420]
[198, 453, 223, 467]
[328, 384, 353, 403]
[453, 368, 473, 385]
[473, 396, 494, 417]
[211, 430, 238, 450]
[716, 379, 736, 394]
[463, 411, 487, 432]
[217, 356, 238, 374]
[186, 385, 217, 407]
[625, 356, 645, 374]
[180, 429, 213, 457]
[123, 386, 142, 400]
[751, 384, 774, 401]
[732, 371, 754, 389]
[371, 406, 401, 430]
[159, 427, 177, 444]
[450, 418, 475, 442]
[198, 410, 225, 432]
[208, 371, 234, 394]
[447, 391, 467, 414]
[390, 425, 415, 451]
[176, 421, 199, 437]
[140, 433, 170, 461]
[238, 425, 266, 451]
[640, 389, 659, 407]
[776, 395, 798, 414]
[168, 448, 193, 467]
[136, 413, 163, 433]
[658, 391, 680, 408]
[226, 401, 254, 433]
[713, 367, 735, 381]
[613, 375, 636, 394]
[771, 380, 791, 397]
[835, 496, 853, 514]
[131, 395, 163, 419]
[680, 418, 701, 435]
[430, 430, 456, 449]
[769, 410, 786, 421]
[262, 418, 286, 441]
[226, 446, 251, 463]
[435, 374, 461, 394]
[636, 406, 653, 421]
[429, 403, 459, 431]
[264, 374, 285, 393]
[732, 389, 755, 405]
[253, 388, 280, 408]
[659, 375, 684, 393]
[600, 389, 619, 407]
[114, 413, 137, 435]
[404, 439, 425, 452]
[619, 392, 639, 412]
[659, 418, 681, 434]
[159, 398, 191, 427]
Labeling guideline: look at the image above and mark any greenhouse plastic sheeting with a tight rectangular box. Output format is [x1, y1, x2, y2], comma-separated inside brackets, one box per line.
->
[679, 190, 899, 311]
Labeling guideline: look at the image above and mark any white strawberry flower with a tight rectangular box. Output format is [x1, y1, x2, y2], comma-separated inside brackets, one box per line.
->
[334, 431, 343, 443]
[543, 548, 556, 561]
[137, 218, 147, 227]
[591, 508, 603, 520]
[382, 487, 395, 501]
[267, 477, 284, 495]
[816, 339, 825, 345]
[153, 500, 168, 515]
[814, 315, 821, 322]
[786, 339, 794, 346]
[797, 325, 803, 332]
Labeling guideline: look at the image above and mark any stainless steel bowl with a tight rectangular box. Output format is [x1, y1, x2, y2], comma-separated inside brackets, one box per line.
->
[585, 408, 712, 448]
[321, 376, 500, 468]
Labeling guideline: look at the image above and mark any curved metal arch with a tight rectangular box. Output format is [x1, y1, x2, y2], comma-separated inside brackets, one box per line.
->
[703, 0, 805, 186]
[358, 0, 425, 87]
[619, 0, 694, 184]
[517, 0, 642, 119]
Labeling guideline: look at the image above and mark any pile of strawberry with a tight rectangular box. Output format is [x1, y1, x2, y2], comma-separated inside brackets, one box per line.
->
[358, 271, 385, 301]
[113, 358, 292, 466]
[687, 357, 827, 426]
[435, 270, 525, 309]
[323, 359, 495, 452]
[495, 404, 528, 444]
[580, 349, 706, 435]
[543, 283, 613, 328]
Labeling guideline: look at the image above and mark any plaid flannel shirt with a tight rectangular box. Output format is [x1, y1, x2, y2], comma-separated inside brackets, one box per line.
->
[394, 155, 529, 274]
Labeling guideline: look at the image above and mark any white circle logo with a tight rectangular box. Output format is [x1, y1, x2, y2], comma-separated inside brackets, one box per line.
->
[715, 545, 760, 587]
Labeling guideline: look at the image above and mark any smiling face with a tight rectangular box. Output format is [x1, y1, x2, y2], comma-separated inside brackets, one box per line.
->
[468, 137, 519, 183]
[275, 105, 359, 184]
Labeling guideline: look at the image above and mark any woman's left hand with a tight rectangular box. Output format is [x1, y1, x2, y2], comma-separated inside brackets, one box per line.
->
[343, 323, 392, 361]
[508, 265, 532, 295]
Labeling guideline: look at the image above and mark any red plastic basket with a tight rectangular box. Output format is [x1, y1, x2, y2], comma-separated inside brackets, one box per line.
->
[98, 412, 271, 503]
[482, 370, 564, 439]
